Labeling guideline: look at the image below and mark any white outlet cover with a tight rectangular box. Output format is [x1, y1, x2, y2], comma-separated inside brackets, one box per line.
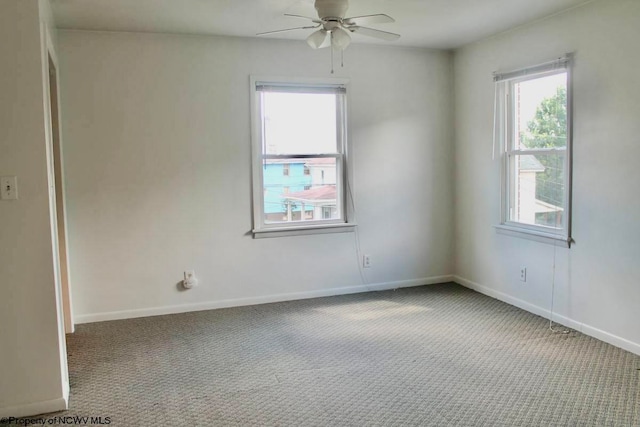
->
[183, 270, 198, 289]
[363, 255, 372, 268]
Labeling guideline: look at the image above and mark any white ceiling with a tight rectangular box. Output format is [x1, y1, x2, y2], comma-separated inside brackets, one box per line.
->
[51, 0, 594, 49]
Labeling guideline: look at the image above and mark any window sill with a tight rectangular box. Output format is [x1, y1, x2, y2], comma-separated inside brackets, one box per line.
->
[253, 223, 357, 239]
[494, 224, 571, 248]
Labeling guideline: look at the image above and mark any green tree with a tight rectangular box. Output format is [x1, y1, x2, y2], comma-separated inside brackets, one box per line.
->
[521, 86, 566, 207]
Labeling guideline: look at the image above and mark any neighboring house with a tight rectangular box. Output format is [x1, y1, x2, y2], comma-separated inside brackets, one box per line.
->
[263, 159, 312, 221]
[306, 157, 337, 187]
[284, 185, 338, 221]
[263, 158, 338, 222]
[517, 155, 563, 227]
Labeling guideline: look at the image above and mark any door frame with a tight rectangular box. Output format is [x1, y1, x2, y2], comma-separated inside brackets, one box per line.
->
[43, 27, 74, 334]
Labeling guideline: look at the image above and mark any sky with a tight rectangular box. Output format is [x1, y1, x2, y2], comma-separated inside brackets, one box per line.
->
[263, 92, 337, 155]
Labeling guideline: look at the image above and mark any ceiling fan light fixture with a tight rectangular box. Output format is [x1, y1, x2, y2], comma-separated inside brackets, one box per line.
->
[258, 0, 400, 72]
[307, 29, 329, 49]
[331, 26, 351, 50]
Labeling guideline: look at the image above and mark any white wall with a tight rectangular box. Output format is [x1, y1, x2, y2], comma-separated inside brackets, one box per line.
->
[0, 0, 68, 417]
[454, 0, 640, 353]
[58, 31, 454, 321]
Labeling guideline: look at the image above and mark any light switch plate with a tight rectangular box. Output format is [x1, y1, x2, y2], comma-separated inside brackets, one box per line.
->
[1, 176, 18, 200]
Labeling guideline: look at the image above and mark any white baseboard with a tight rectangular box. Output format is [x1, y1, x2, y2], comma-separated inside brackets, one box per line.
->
[75, 275, 454, 324]
[0, 391, 68, 419]
[454, 275, 640, 357]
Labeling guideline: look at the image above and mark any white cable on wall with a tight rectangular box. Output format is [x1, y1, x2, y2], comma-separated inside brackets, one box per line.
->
[344, 160, 371, 289]
[549, 240, 570, 334]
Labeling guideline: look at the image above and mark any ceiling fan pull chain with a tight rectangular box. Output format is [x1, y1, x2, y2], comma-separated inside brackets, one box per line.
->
[330, 32, 334, 73]
[331, 49, 334, 74]
[341, 49, 344, 68]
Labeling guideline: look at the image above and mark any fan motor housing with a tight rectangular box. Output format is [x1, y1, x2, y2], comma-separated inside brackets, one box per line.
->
[315, 0, 349, 20]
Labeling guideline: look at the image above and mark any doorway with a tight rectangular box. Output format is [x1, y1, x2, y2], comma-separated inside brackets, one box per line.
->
[48, 53, 74, 334]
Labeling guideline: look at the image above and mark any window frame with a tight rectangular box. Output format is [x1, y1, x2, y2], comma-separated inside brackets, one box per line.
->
[495, 58, 573, 247]
[249, 76, 355, 238]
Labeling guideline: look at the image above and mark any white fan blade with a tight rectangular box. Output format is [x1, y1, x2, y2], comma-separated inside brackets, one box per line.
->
[284, 13, 323, 24]
[344, 14, 395, 25]
[350, 26, 400, 41]
[307, 29, 330, 49]
[257, 25, 319, 36]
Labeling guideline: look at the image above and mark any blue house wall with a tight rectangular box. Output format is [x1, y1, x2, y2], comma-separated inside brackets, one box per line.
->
[263, 162, 312, 214]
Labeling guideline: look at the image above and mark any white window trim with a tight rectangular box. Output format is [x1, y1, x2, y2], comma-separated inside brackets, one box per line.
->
[494, 56, 574, 247]
[253, 222, 357, 239]
[249, 76, 354, 238]
[494, 224, 571, 247]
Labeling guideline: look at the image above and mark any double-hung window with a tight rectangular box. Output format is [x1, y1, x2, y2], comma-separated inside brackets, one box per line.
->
[494, 56, 573, 246]
[250, 77, 352, 237]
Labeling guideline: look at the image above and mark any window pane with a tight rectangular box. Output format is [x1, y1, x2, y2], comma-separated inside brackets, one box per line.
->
[263, 157, 340, 224]
[511, 153, 565, 229]
[514, 73, 567, 150]
[262, 92, 338, 155]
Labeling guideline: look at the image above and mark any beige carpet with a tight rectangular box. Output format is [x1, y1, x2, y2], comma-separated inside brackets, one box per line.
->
[49, 283, 640, 425]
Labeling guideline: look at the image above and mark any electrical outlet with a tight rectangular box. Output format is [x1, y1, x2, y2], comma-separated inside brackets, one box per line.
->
[183, 270, 198, 289]
[519, 267, 527, 282]
[363, 255, 372, 268]
[0, 176, 18, 200]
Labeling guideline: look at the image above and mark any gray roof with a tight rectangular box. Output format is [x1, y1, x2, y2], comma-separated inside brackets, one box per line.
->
[519, 155, 545, 172]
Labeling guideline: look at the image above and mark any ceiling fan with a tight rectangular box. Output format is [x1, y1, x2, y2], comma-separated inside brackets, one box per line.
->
[257, 0, 401, 52]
